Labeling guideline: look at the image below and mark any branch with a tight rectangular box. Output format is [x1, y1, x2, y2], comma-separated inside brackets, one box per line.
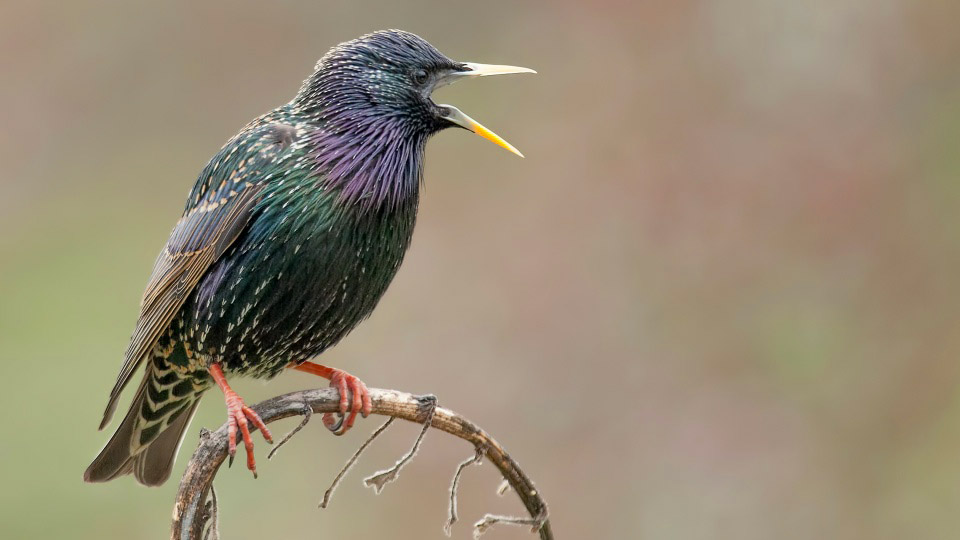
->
[170, 388, 553, 540]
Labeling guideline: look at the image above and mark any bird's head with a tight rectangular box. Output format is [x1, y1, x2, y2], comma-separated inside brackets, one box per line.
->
[297, 30, 534, 157]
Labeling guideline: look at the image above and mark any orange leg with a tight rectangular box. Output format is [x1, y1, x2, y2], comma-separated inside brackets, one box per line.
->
[209, 363, 273, 477]
[290, 361, 372, 435]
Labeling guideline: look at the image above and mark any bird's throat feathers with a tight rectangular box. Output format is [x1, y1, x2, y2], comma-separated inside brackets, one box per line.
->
[292, 34, 447, 212]
[303, 114, 427, 212]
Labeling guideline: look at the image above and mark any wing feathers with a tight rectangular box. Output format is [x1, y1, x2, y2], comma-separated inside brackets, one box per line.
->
[99, 183, 262, 429]
[98, 123, 294, 430]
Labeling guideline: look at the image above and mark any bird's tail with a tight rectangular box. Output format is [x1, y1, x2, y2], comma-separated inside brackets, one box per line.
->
[84, 357, 207, 486]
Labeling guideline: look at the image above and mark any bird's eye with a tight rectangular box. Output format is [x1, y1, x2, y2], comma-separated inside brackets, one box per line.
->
[412, 69, 429, 86]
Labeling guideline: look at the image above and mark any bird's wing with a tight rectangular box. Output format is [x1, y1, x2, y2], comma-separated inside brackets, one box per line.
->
[99, 122, 297, 428]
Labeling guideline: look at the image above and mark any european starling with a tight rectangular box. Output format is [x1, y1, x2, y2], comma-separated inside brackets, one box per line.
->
[84, 30, 533, 486]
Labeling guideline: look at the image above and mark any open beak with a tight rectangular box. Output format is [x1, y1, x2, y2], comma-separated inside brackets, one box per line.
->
[436, 62, 536, 158]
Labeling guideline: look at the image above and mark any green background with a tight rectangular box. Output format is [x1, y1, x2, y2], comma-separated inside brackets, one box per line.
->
[2, 1, 960, 538]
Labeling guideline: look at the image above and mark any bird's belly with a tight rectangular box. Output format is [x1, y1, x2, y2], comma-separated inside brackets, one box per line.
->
[178, 227, 409, 378]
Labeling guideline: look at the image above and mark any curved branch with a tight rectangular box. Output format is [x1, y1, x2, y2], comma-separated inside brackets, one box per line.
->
[171, 387, 553, 540]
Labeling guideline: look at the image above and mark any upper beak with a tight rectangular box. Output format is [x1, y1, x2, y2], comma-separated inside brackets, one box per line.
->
[435, 62, 536, 158]
[458, 62, 537, 78]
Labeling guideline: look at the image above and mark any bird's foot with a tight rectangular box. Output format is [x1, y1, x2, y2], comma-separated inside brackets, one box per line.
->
[291, 361, 372, 435]
[209, 363, 273, 478]
[224, 391, 273, 476]
[324, 368, 373, 435]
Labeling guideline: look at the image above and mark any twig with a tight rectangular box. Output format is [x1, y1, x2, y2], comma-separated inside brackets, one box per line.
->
[200, 485, 218, 540]
[474, 509, 549, 539]
[320, 416, 395, 508]
[170, 388, 552, 540]
[445, 445, 485, 536]
[267, 402, 312, 460]
[363, 394, 436, 493]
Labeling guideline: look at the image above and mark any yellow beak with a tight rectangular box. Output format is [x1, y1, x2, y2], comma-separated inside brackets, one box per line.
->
[437, 62, 536, 158]
[438, 105, 526, 158]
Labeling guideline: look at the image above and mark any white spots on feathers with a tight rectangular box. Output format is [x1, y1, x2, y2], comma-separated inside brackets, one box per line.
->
[254, 277, 272, 296]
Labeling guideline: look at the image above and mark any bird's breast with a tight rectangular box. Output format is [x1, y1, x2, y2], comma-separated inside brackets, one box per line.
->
[182, 192, 419, 377]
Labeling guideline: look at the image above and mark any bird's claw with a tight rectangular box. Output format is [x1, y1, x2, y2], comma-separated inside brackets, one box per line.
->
[224, 392, 273, 477]
[322, 369, 372, 436]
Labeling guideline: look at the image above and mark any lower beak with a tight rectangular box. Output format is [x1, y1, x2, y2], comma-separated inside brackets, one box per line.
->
[438, 105, 525, 158]
[436, 62, 536, 158]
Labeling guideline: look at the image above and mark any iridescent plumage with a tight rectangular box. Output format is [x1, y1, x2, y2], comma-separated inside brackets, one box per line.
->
[85, 30, 531, 485]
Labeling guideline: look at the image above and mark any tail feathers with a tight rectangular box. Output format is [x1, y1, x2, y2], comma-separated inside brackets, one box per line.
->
[85, 366, 204, 486]
[84, 375, 149, 483]
[132, 399, 200, 486]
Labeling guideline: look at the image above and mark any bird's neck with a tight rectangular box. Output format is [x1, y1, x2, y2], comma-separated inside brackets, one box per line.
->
[300, 109, 427, 212]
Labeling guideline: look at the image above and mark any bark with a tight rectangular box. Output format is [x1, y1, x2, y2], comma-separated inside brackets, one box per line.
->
[171, 387, 552, 540]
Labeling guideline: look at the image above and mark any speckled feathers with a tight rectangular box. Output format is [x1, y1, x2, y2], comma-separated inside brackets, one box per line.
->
[87, 30, 491, 486]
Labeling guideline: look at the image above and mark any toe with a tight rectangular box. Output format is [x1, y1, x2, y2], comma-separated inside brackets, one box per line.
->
[243, 406, 274, 443]
[236, 414, 256, 472]
[323, 412, 345, 435]
[227, 418, 238, 457]
[340, 378, 364, 431]
[334, 376, 350, 415]
[342, 407, 359, 432]
[359, 381, 372, 417]
[350, 380, 363, 416]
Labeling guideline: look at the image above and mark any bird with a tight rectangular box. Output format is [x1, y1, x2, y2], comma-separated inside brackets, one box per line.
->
[84, 29, 533, 486]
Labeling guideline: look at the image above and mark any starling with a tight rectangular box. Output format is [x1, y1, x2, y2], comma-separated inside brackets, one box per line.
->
[84, 30, 533, 486]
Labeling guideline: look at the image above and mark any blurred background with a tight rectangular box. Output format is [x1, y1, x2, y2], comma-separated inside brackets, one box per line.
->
[1, 0, 959, 538]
